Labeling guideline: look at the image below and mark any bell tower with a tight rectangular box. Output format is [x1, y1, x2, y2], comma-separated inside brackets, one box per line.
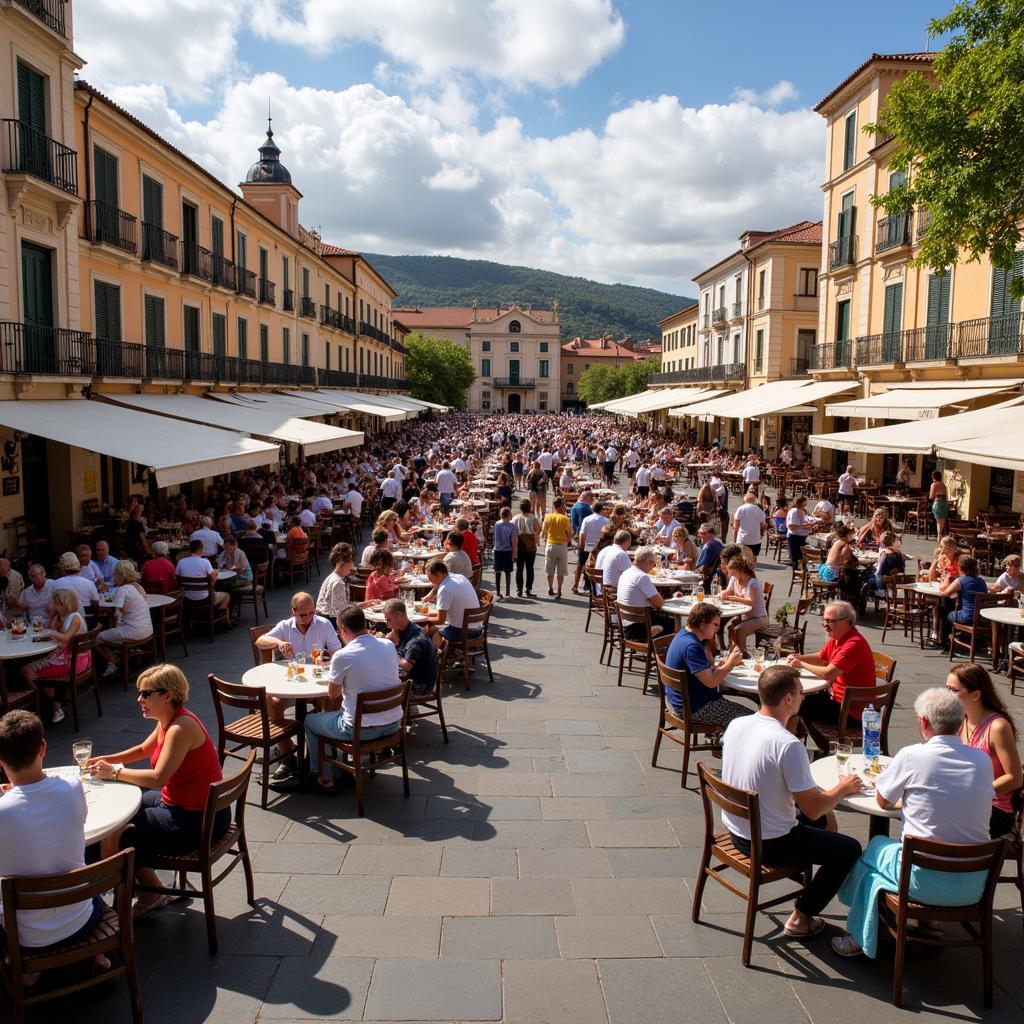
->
[239, 116, 303, 237]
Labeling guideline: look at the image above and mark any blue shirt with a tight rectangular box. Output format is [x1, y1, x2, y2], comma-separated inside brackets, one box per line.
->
[695, 538, 723, 573]
[570, 500, 592, 535]
[493, 520, 519, 553]
[957, 574, 989, 620]
[665, 629, 716, 714]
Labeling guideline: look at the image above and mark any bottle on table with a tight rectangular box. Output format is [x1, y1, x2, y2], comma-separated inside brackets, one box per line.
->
[862, 703, 881, 772]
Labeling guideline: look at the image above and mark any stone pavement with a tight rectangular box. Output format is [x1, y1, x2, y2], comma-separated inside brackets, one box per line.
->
[36, 509, 1024, 1024]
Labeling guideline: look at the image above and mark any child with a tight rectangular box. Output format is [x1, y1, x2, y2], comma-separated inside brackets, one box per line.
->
[491, 506, 519, 599]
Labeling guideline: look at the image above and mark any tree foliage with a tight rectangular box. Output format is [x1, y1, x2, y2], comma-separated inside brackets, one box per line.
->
[404, 331, 475, 410]
[868, 0, 1024, 293]
[576, 358, 661, 406]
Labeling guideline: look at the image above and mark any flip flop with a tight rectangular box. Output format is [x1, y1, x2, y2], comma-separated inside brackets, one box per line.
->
[783, 916, 827, 939]
[831, 933, 864, 957]
[132, 893, 174, 919]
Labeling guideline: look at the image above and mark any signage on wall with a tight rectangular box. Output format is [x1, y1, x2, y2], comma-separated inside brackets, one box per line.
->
[2, 477, 19, 497]
[83, 470, 97, 495]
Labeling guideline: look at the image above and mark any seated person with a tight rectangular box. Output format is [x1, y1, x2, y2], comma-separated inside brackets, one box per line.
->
[0, 710, 109, 969]
[939, 555, 989, 645]
[361, 529, 390, 567]
[365, 548, 405, 602]
[873, 531, 906, 594]
[93, 540, 118, 586]
[88, 665, 229, 917]
[855, 508, 891, 549]
[316, 542, 356, 624]
[669, 525, 698, 569]
[384, 598, 439, 697]
[21, 589, 90, 725]
[96, 560, 155, 679]
[53, 550, 100, 612]
[665, 602, 748, 726]
[283, 517, 309, 562]
[992, 553, 1024, 595]
[304, 605, 404, 793]
[176, 539, 230, 611]
[818, 524, 853, 584]
[787, 601, 875, 728]
[695, 523, 724, 585]
[722, 556, 769, 654]
[216, 536, 252, 593]
[442, 531, 474, 578]
[723, 665, 862, 939]
[424, 560, 481, 645]
[812, 494, 835, 525]
[615, 545, 674, 637]
[831, 688, 993, 958]
[595, 529, 633, 592]
[14, 563, 56, 620]
[140, 540, 178, 594]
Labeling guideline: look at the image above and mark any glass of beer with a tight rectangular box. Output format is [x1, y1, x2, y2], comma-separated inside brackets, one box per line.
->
[311, 645, 321, 664]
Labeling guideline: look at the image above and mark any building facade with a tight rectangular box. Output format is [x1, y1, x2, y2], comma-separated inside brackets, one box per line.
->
[657, 303, 698, 375]
[695, 250, 748, 384]
[395, 304, 561, 413]
[561, 334, 649, 410]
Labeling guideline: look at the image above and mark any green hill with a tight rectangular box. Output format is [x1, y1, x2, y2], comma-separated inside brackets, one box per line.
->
[363, 253, 694, 343]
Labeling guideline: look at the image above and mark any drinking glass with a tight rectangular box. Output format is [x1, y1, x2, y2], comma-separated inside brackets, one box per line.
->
[72, 740, 92, 786]
[311, 645, 321, 664]
[835, 742, 852, 775]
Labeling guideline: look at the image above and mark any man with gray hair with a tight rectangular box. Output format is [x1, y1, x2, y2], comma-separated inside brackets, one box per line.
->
[831, 687, 993, 958]
[190, 516, 223, 558]
[616, 545, 673, 637]
[140, 540, 177, 594]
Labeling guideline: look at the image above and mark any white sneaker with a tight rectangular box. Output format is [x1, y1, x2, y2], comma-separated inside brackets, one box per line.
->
[100, 662, 119, 679]
[51, 707, 65, 725]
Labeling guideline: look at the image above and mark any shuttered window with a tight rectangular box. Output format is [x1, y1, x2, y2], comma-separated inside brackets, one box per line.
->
[836, 300, 851, 342]
[842, 110, 856, 171]
[16, 61, 46, 133]
[183, 306, 200, 352]
[211, 217, 224, 258]
[882, 283, 903, 360]
[237, 318, 248, 360]
[301, 333, 310, 366]
[989, 251, 1023, 355]
[282, 327, 290, 365]
[236, 232, 247, 271]
[94, 281, 121, 342]
[93, 146, 118, 207]
[144, 295, 165, 347]
[259, 324, 269, 363]
[212, 313, 227, 357]
[755, 329, 764, 372]
[142, 176, 163, 228]
[925, 273, 951, 358]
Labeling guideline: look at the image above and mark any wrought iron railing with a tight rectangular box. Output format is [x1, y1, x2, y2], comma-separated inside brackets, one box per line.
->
[1, 119, 77, 195]
[283, 289, 295, 311]
[492, 377, 536, 388]
[299, 296, 316, 318]
[236, 268, 256, 299]
[808, 342, 852, 371]
[828, 235, 857, 270]
[259, 278, 276, 305]
[179, 241, 214, 281]
[83, 200, 137, 253]
[647, 363, 745, 385]
[14, 0, 67, 35]
[141, 223, 178, 269]
[875, 213, 913, 254]
[212, 255, 237, 291]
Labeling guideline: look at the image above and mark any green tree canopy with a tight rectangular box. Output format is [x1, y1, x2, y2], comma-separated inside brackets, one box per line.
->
[576, 358, 660, 407]
[404, 331, 475, 410]
[869, 0, 1024, 293]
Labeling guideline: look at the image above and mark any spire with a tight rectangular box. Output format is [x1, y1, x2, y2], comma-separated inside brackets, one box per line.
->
[245, 108, 291, 185]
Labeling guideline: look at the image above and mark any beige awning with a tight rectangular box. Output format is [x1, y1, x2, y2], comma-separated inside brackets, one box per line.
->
[281, 390, 410, 422]
[824, 381, 1022, 421]
[0, 399, 279, 487]
[105, 393, 364, 456]
[612, 387, 721, 416]
[673, 379, 854, 421]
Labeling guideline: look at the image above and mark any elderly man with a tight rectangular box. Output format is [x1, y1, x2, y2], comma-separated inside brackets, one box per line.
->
[594, 529, 633, 592]
[189, 516, 223, 558]
[733, 491, 767, 557]
[424, 560, 481, 646]
[93, 540, 118, 586]
[53, 551, 99, 612]
[384, 598, 438, 698]
[434, 462, 457, 511]
[140, 540, 177, 594]
[13, 564, 54, 620]
[76, 544, 105, 589]
[304, 604, 404, 794]
[788, 601, 875, 731]
[0, 558, 25, 618]
[615, 545, 674, 637]
[695, 523, 724, 585]
[742, 456, 761, 493]
[650, 506, 679, 544]
[442, 531, 474, 579]
[721, 665, 863, 940]
[258, 592, 343, 782]
[175, 539, 230, 611]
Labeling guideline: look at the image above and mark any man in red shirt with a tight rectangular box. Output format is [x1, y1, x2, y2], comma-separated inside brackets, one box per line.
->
[455, 517, 479, 565]
[140, 541, 177, 593]
[787, 600, 875, 726]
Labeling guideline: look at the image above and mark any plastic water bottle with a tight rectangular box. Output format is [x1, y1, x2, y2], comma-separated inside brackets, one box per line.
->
[862, 703, 881, 769]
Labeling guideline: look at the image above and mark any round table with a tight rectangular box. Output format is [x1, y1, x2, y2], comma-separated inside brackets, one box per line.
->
[45, 767, 143, 845]
[660, 598, 748, 622]
[392, 549, 443, 562]
[96, 590, 176, 613]
[216, 570, 236, 582]
[0, 633, 57, 659]
[365, 603, 435, 624]
[980, 605, 1024, 671]
[398, 575, 434, 592]
[722, 662, 828, 697]
[809, 753, 900, 837]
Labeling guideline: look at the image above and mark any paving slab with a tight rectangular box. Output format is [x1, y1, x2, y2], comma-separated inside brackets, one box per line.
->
[555, 914, 663, 958]
[503, 959, 610, 1024]
[440, 915, 559, 958]
[261, 956, 374, 1019]
[385, 876, 491, 916]
[491, 878, 577, 915]
[363, 959, 502, 1021]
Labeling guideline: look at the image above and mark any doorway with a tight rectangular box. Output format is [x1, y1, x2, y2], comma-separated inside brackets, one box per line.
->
[21, 241, 54, 373]
[507, 393, 521, 414]
[21, 434, 50, 546]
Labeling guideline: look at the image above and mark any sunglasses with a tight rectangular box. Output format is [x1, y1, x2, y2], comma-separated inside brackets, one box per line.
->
[137, 689, 165, 699]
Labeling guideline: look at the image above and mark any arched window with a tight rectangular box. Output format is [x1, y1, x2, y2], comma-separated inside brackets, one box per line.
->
[508, 320, 521, 333]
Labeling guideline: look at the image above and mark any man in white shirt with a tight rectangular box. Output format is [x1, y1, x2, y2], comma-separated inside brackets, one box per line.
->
[837, 465, 858, 512]
[380, 472, 402, 510]
[574, 501, 609, 594]
[298, 502, 318, 529]
[435, 462, 458, 510]
[538, 450, 554, 482]
[451, 455, 467, 475]
[721, 665, 862, 939]
[76, 544, 105, 589]
[742, 457, 761, 492]
[625, 448, 640, 477]
[425, 560, 481, 643]
[812, 495, 835, 525]
[603, 444, 618, 484]
[595, 530, 633, 591]
[304, 605, 403, 792]
[175, 540, 229, 609]
[732, 491, 767, 556]
[53, 551, 100, 612]
[635, 464, 652, 498]
[616, 546, 673, 636]
[651, 507, 678, 543]
[311, 490, 334, 517]
[190, 517, 224, 558]
[343, 485, 364, 519]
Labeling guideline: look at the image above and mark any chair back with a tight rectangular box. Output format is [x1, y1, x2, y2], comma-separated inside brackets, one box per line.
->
[208, 674, 270, 751]
[761, 580, 774, 617]
[249, 624, 272, 665]
[180, 576, 215, 599]
[349, 582, 367, 603]
[142, 579, 164, 595]
[696, 762, 764, 859]
[873, 651, 897, 685]
[838, 680, 900, 747]
[353, 681, 408, 731]
[251, 560, 269, 590]
[463, 604, 491, 636]
[239, 536, 269, 566]
[615, 601, 653, 643]
[654, 639, 694, 723]
[200, 750, 256, 846]
[898, 835, 1005, 904]
[68, 625, 101, 684]
[971, 590, 1010, 626]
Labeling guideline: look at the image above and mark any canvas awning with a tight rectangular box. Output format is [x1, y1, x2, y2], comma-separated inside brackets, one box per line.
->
[105, 393, 363, 456]
[280, 390, 409, 422]
[0, 400, 279, 487]
[588, 391, 653, 412]
[936, 414, 1024, 471]
[824, 381, 1022, 421]
[611, 387, 721, 416]
[672, 379, 854, 421]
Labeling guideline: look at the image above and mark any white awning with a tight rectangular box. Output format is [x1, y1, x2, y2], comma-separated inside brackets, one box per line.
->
[587, 392, 649, 412]
[824, 382, 1021, 421]
[672, 379, 853, 421]
[611, 387, 720, 416]
[105, 393, 363, 456]
[0, 400, 279, 487]
[936, 413, 1024, 471]
[810, 395, 1024, 454]
[281, 390, 409, 422]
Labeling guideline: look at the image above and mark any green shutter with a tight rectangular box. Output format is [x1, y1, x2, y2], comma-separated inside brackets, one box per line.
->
[237, 318, 248, 360]
[144, 295, 165, 347]
[17, 61, 46, 133]
[94, 281, 121, 342]
[236, 232, 246, 271]
[260, 324, 269, 363]
[755, 329, 764, 371]
[925, 273, 951, 358]
[212, 313, 226, 358]
[211, 217, 224, 258]
[843, 111, 856, 170]
[989, 251, 1023, 354]
[93, 146, 118, 207]
[282, 327, 290, 365]
[882, 283, 903, 360]
[302, 334, 310, 366]
[184, 306, 200, 352]
[142, 176, 162, 228]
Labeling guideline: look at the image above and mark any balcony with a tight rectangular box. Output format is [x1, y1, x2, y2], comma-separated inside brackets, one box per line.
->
[790, 357, 810, 375]
[855, 332, 904, 366]
[731, 302, 742, 319]
[264, 361, 315, 386]
[83, 200, 137, 255]
[299, 296, 316, 319]
[259, 278, 276, 306]
[318, 368, 358, 388]
[875, 213, 913, 255]
[236, 268, 256, 299]
[390, 338, 407, 355]
[358, 373, 392, 390]
[492, 377, 537, 389]
[141, 223, 178, 269]
[916, 207, 932, 239]
[212, 255, 237, 291]
[2, 119, 78, 196]
[283, 289, 295, 312]
[0, 322, 92, 375]
[711, 306, 728, 324]
[359, 321, 391, 344]
[180, 241, 213, 282]
[647, 363, 745, 386]
[388, 377, 411, 391]
[14, 0, 67, 35]
[956, 313, 1024, 359]
[828, 235, 857, 271]
[901, 325, 953, 363]
[809, 342, 852, 371]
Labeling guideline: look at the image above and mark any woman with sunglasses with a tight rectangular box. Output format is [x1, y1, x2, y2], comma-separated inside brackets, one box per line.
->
[87, 664, 228, 917]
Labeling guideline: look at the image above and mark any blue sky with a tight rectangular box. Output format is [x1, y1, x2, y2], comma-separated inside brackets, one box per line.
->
[77, 0, 950, 292]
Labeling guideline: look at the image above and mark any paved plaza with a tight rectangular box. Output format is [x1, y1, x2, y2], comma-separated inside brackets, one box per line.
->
[41, 504, 1024, 1024]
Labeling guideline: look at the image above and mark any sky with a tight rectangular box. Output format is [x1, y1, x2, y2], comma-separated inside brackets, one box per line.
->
[74, 0, 949, 295]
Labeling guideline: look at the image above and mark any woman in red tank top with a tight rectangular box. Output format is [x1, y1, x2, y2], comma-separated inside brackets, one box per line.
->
[947, 663, 1022, 837]
[88, 664, 227, 916]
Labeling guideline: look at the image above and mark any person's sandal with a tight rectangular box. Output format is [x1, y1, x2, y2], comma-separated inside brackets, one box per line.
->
[831, 933, 863, 957]
[132, 893, 174, 919]
[783, 917, 826, 939]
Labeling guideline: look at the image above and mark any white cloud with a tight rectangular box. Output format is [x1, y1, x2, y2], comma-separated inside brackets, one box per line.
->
[731, 80, 799, 108]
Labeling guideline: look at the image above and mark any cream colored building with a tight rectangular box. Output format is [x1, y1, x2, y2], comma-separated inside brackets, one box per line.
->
[395, 303, 561, 413]
[695, 250, 748, 383]
[657, 302, 698, 375]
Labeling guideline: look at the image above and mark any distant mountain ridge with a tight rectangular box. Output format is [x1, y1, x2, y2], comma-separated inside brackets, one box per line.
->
[363, 253, 693, 343]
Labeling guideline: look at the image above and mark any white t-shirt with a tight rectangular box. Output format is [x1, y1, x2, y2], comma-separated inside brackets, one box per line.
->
[0, 774, 91, 947]
[312, 495, 333, 516]
[381, 477, 402, 500]
[813, 499, 835, 520]
[742, 464, 760, 484]
[595, 545, 632, 588]
[785, 507, 811, 537]
[625, 450, 639, 468]
[190, 527, 223, 557]
[299, 508, 317, 528]
[436, 573, 481, 630]
[176, 555, 215, 600]
[53, 575, 100, 611]
[79, 560, 104, 586]
[721, 713, 816, 840]
[838, 472, 857, 497]
[733, 503, 767, 546]
[579, 513, 609, 551]
[435, 470, 457, 496]
[538, 452, 553, 471]
[21, 579, 56, 617]
[266, 615, 342, 659]
[876, 734, 992, 842]
[635, 467, 652, 487]
[329, 632, 403, 727]
[604, 446, 618, 462]
[345, 491, 364, 517]
[653, 518, 676, 542]
[616, 565, 659, 608]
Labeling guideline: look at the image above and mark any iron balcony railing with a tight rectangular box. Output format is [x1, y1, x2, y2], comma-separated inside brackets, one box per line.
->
[14, 0, 67, 35]
[321, 305, 340, 329]
[299, 296, 316, 319]
[341, 314, 356, 333]
[318, 368, 358, 388]
[141, 223, 178, 269]
[916, 207, 933, 239]
[212, 255, 237, 291]
[956, 313, 1024, 359]
[259, 278, 276, 306]
[83, 200, 137, 254]
[359, 321, 391, 344]
[711, 306, 728, 324]
[808, 342, 852, 371]
[855, 332, 903, 366]
[647, 363, 745, 385]
[282, 288, 294, 312]
[385, 377, 410, 391]
[0, 322, 92, 375]
[357, 373, 392, 389]
[790, 357, 810, 375]
[1, 119, 78, 195]
[264, 361, 315, 386]
[492, 377, 536, 388]
[180, 241, 214, 281]
[236, 268, 256, 299]
[390, 338, 406, 354]
[828, 235, 857, 271]
[901, 325, 954, 362]
[875, 213, 913, 254]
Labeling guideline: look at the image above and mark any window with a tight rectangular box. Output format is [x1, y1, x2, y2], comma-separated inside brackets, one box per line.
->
[732, 334, 741, 364]
[481, 390, 492, 411]
[836, 299, 851, 342]
[302, 267, 310, 298]
[481, 358, 491, 377]
[283, 326, 290, 364]
[282, 255, 290, 291]
[584, 363, 590, 370]
[796, 329, 815, 366]
[567, 362, 574, 375]
[508, 320, 521, 333]
[301, 333, 310, 366]
[510, 341, 520, 353]
[539, 342, 548, 352]
[260, 323, 269, 363]
[144, 295, 165, 347]
[236, 231, 247, 270]
[324, 341, 330, 371]
[183, 305, 200, 353]
[142, 175, 163, 232]
[843, 109, 857, 171]
[482, 340, 491, 352]
[237, 317, 248, 360]
[210, 215, 224, 259]
[94, 281, 121, 343]
[755, 329, 764, 373]
[798, 267, 818, 297]
[212, 313, 227, 357]
[539, 359, 549, 378]
[539, 391, 548, 411]
[757, 269, 766, 310]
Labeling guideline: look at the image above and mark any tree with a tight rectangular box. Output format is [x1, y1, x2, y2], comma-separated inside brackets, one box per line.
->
[404, 331, 475, 410]
[576, 358, 660, 407]
[869, 0, 1024, 294]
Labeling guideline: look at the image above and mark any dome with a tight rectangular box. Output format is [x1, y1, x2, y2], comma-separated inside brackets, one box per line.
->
[245, 119, 292, 185]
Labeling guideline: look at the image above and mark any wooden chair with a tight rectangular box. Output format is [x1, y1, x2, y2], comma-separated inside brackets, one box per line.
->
[46, 626, 102, 732]
[470, 562, 484, 593]
[999, 787, 1024, 921]
[134, 750, 257, 955]
[180, 577, 231, 642]
[804, 679, 900, 758]
[652, 635, 725, 789]
[208, 674, 299, 809]
[805, 564, 839, 613]
[316, 683, 410, 815]
[1010, 641, 1024, 697]
[883, 836, 1005, 1007]
[405, 637, 449, 744]
[307, 524, 322, 575]
[613, 602, 660, 695]
[155, 590, 188, 660]
[754, 597, 811, 655]
[599, 582, 619, 665]
[250, 624, 273, 665]
[692, 762, 811, 966]
[787, 553, 811, 597]
[880, 572, 927, 648]
[949, 592, 1008, 668]
[583, 566, 605, 634]
[279, 542, 310, 587]
[0, 665, 39, 716]
[0, 850, 142, 1024]
[234, 561, 269, 625]
[117, 631, 157, 691]
[450, 604, 494, 691]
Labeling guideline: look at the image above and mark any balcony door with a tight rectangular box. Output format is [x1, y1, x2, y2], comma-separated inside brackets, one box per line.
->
[93, 146, 119, 244]
[181, 201, 197, 273]
[882, 282, 903, 361]
[94, 280, 123, 376]
[508, 358, 520, 384]
[990, 250, 1024, 355]
[184, 305, 201, 378]
[21, 241, 53, 373]
[925, 272, 951, 358]
[16, 60, 50, 181]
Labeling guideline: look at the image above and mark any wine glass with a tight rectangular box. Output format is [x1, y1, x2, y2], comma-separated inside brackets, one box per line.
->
[72, 740, 92, 786]
[834, 741, 852, 775]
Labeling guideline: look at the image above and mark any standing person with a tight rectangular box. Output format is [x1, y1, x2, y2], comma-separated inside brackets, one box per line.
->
[569, 490, 593, 538]
[512, 498, 541, 598]
[603, 441, 618, 485]
[435, 462, 457, 511]
[541, 497, 573, 599]
[785, 496, 813, 569]
[721, 665, 863, 940]
[491, 506, 518, 600]
[732, 491, 767, 558]
[929, 469, 949, 539]
[379, 470, 402, 510]
[442, 532, 474, 579]
[574, 501, 609, 595]
[634, 463, 652, 500]
[742, 456, 760, 494]
[527, 460, 549, 517]
[836, 465, 858, 514]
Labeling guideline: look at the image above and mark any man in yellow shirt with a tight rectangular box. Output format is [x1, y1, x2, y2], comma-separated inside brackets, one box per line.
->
[541, 497, 573, 599]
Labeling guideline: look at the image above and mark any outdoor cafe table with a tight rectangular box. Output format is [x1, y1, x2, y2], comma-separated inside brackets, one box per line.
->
[392, 548, 444, 562]
[722, 662, 828, 698]
[398, 574, 434, 593]
[364, 602, 436, 625]
[660, 597, 747, 623]
[0, 632, 57, 659]
[809, 753, 900, 838]
[980, 605, 1024, 670]
[648, 570, 703, 590]
[95, 589, 176, 614]
[45, 767, 143, 845]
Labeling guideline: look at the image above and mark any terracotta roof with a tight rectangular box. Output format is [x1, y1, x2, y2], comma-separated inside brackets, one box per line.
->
[745, 220, 822, 253]
[560, 336, 647, 360]
[321, 243, 359, 257]
[814, 52, 934, 113]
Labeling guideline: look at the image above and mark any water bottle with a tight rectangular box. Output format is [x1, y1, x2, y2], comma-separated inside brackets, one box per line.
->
[862, 703, 881, 769]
